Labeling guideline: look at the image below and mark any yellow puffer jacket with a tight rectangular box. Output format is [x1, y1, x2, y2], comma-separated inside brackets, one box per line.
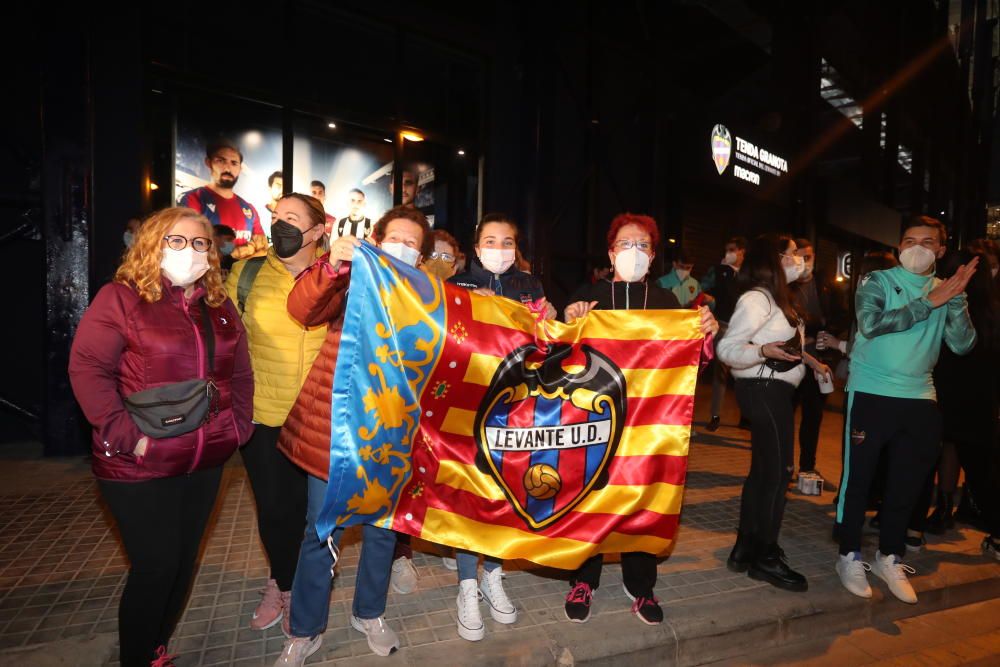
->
[225, 250, 328, 427]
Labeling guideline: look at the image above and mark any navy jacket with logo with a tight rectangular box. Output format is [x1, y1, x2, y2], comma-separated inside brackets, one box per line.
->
[449, 260, 545, 305]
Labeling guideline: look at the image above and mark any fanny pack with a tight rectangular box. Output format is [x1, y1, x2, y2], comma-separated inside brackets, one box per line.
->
[124, 300, 219, 438]
[763, 331, 803, 374]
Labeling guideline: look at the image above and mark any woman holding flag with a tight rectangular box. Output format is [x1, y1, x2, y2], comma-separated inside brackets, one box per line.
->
[561, 213, 718, 625]
[445, 213, 557, 641]
[273, 206, 433, 666]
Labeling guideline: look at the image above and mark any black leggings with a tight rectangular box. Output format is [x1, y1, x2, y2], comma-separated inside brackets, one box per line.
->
[99, 466, 222, 667]
[734, 379, 796, 547]
[240, 424, 308, 591]
[794, 370, 828, 472]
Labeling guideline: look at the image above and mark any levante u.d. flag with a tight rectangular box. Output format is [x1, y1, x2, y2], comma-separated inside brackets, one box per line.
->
[317, 243, 704, 570]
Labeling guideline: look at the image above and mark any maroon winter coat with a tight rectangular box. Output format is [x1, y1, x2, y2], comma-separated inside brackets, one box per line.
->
[69, 279, 254, 481]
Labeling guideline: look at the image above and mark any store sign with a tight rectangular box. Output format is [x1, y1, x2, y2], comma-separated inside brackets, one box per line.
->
[837, 251, 852, 281]
[711, 124, 789, 187]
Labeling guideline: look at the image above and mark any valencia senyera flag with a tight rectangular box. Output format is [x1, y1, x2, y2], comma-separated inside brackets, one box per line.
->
[317, 243, 704, 570]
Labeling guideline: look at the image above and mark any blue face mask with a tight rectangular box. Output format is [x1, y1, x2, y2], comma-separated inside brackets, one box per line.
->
[219, 241, 235, 256]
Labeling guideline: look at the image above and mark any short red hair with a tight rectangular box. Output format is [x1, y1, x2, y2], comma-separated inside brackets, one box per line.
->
[606, 213, 660, 251]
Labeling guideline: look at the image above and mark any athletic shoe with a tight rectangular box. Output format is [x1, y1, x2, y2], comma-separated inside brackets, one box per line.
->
[273, 636, 321, 666]
[250, 579, 284, 631]
[441, 556, 458, 571]
[904, 533, 926, 554]
[479, 567, 517, 624]
[835, 551, 872, 599]
[390, 556, 418, 594]
[623, 584, 663, 625]
[981, 536, 1000, 562]
[350, 615, 400, 656]
[151, 646, 177, 667]
[706, 415, 721, 432]
[455, 579, 484, 641]
[564, 582, 593, 623]
[871, 551, 917, 604]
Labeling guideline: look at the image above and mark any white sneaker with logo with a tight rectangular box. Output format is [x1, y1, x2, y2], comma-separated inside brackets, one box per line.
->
[350, 615, 401, 656]
[835, 552, 872, 599]
[272, 635, 321, 667]
[871, 550, 917, 604]
[456, 579, 485, 641]
[390, 556, 418, 594]
[479, 567, 517, 624]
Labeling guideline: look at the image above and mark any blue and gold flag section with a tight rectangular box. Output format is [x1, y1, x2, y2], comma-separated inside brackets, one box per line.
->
[318, 243, 705, 570]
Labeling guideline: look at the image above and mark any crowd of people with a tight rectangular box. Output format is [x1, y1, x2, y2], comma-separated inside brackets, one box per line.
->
[70, 151, 1000, 667]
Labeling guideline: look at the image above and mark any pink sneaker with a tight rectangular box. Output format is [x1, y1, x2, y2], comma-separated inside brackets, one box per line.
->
[250, 579, 284, 631]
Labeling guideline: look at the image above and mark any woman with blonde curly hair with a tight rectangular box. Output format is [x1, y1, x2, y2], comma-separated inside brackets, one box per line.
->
[69, 207, 254, 667]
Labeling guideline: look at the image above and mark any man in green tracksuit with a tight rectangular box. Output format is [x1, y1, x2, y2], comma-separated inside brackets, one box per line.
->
[835, 217, 978, 604]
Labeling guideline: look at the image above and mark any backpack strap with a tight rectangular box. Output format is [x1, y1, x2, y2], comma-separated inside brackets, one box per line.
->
[237, 256, 267, 316]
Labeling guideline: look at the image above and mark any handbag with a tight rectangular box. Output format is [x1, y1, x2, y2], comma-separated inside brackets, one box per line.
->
[123, 299, 219, 438]
[763, 331, 803, 374]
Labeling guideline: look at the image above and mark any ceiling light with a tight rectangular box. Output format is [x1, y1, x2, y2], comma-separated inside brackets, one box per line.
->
[400, 130, 424, 142]
[457, 149, 465, 156]
[328, 122, 337, 129]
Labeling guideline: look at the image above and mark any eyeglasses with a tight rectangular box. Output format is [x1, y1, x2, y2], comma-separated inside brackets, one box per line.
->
[614, 239, 652, 252]
[430, 251, 456, 262]
[164, 235, 213, 253]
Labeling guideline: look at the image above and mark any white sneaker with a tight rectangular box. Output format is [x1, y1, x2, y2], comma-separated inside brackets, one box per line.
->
[390, 556, 418, 594]
[835, 552, 872, 599]
[273, 635, 321, 666]
[479, 567, 517, 624]
[350, 615, 400, 656]
[442, 556, 458, 571]
[871, 550, 917, 604]
[456, 579, 485, 641]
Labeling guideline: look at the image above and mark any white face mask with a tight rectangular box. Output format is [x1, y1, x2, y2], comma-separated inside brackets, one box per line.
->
[675, 268, 691, 281]
[800, 260, 814, 280]
[381, 242, 421, 267]
[783, 256, 804, 283]
[899, 245, 936, 275]
[160, 246, 209, 288]
[479, 247, 516, 274]
[991, 266, 998, 279]
[723, 251, 738, 266]
[614, 247, 651, 283]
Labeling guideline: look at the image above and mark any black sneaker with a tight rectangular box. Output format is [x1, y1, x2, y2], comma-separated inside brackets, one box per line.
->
[706, 415, 721, 432]
[564, 582, 593, 623]
[623, 584, 663, 625]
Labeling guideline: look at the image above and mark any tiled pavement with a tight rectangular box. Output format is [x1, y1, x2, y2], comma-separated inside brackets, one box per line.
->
[0, 389, 997, 666]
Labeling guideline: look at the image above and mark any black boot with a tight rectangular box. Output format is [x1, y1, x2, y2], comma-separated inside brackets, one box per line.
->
[727, 532, 755, 573]
[748, 543, 808, 592]
[925, 491, 954, 535]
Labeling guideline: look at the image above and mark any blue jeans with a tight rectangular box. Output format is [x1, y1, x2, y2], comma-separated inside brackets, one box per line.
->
[290, 475, 397, 637]
[456, 550, 501, 582]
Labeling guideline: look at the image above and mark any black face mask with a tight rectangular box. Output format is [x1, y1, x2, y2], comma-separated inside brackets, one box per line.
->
[271, 219, 318, 258]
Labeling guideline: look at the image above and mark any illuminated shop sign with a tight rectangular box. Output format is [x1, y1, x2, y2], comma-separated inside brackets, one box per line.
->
[837, 251, 852, 282]
[710, 123, 788, 187]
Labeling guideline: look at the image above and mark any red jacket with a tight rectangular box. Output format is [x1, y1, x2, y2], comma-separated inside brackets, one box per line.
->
[278, 255, 350, 480]
[69, 280, 254, 481]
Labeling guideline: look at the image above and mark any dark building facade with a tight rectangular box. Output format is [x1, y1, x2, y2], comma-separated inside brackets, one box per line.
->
[3, 0, 995, 455]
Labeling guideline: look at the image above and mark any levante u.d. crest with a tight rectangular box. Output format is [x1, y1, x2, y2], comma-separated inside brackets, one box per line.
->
[473, 343, 627, 530]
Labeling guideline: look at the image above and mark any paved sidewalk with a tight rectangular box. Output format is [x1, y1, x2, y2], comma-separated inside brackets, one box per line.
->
[0, 388, 997, 666]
